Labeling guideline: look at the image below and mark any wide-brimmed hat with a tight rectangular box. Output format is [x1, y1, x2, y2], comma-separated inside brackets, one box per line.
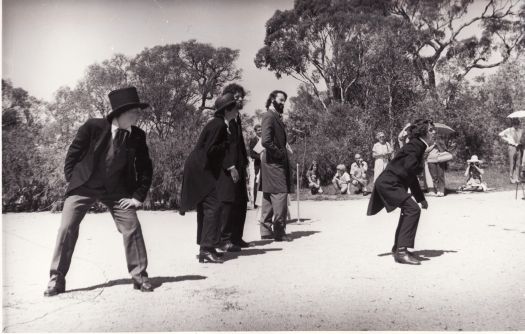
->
[108, 87, 149, 119]
[467, 155, 482, 163]
[214, 93, 237, 113]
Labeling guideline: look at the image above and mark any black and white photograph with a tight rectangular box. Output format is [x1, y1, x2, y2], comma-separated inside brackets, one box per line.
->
[2, 0, 525, 331]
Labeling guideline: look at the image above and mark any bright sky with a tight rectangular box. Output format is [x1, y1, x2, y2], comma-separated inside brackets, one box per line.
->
[2, 0, 298, 113]
[2, 0, 510, 114]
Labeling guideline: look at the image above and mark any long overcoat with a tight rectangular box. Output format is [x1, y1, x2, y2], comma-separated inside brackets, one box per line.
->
[180, 116, 228, 211]
[260, 109, 292, 194]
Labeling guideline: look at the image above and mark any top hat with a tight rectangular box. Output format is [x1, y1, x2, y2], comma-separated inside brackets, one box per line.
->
[214, 93, 237, 114]
[467, 155, 482, 163]
[108, 87, 149, 119]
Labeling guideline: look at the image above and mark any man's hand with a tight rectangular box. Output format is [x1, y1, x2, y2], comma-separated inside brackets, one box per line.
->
[119, 198, 141, 209]
[420, 200, 428, 210]
[230, 167, 239, 183]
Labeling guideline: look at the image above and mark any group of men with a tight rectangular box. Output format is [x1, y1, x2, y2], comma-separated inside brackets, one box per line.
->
[43, 84, 294, 296]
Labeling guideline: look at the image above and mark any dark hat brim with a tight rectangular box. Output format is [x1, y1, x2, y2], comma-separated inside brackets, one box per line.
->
[107, 102, 149, 119]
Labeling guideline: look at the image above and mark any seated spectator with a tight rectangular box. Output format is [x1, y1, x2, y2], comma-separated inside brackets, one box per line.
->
[307, 162, 323, 195]
[459, 155, 487, 192]
[332, 164, 351, 194]
[349, 154, 371, 196]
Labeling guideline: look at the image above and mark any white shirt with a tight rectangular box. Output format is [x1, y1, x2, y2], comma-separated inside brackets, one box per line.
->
[111, 123, 131, 139]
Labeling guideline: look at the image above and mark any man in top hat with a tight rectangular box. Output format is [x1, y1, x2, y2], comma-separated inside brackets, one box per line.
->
[44, 87, 154, 296]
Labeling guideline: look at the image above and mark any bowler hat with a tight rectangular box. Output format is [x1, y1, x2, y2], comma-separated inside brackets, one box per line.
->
[108, 87, 149, 119]
[214, 93, 237, 114]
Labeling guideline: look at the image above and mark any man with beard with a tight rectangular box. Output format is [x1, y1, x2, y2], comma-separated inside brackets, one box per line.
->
[259, 90, 292, 242]
[216, 83, 253, 251]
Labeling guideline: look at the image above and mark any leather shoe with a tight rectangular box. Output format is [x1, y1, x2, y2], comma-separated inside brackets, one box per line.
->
[198, 251, 224, 263]
[234, 239, 254, 248]
[217, 242, 241, 252]
[133, 281, 154, 292]
[393, 250, 421, 265]
[44, 285, 65, 297]
[274, 235, 292, 242]
[261, 235, 274, 240]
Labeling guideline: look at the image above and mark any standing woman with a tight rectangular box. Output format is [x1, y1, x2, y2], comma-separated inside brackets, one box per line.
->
[367, 119, 435, 265]
[426, 135, 447, 196]
[372, 131, 394, 182]
[180, 94, 238, 263]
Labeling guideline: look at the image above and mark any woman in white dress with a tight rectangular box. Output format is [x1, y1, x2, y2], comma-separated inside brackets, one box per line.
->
[372, 131, 394, 183]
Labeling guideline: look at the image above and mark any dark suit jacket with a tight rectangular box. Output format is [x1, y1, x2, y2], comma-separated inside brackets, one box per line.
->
[367, 138, 427, 215]
[180, 115, 229, 211]
[260, 109, 291, 193]
[64, 118, 153, 202]
[217, 117, 249, 203]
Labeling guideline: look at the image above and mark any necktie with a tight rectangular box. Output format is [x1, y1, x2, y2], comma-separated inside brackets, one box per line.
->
[114, 129, 128, 147]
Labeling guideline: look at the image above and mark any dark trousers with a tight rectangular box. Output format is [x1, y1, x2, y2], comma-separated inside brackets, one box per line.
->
[220, 199, 247, 244]
[49, 193, 149, 287]
[260, 192, 288, 238]
[428, 162, 446, 194]
[196, 188, 222, 251]
[220, 179, 248, 244]
[393, 197, 421, 249]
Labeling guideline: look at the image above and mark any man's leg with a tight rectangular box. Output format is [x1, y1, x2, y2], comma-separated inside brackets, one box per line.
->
[427, 163, 439, 193]
[509, 145, 518, 182]
[260, 192, 274, 238]
[46, 194, 96, 296]
[340, 183, 349, 194]
[231, 198, 248, 245]
[219, 201, 234, 244]
[103, 199, 150, 287]
[271, 193, 288, 240]
[395, 197, 421, 249]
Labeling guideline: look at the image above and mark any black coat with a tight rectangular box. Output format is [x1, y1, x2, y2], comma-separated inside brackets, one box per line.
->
[180, 116, 228, 211]
[260, 110, 292, 193]
[367, 138, 427, 215]
[217, 117, 249, 203]
[64, 118, 153, 202]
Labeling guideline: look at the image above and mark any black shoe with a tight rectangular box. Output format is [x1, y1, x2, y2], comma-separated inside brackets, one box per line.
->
[274, 235, 292, 242]
[44, 285, 65, 297]
[393, 250, 421, 265]
[261, 235, 274, 240]
[362, 191, 371, 196]
[234, 239, 254, 248]
[217, 242, 241, 252]
[133, 281, 154, 292]
[198, 251, 224, 263]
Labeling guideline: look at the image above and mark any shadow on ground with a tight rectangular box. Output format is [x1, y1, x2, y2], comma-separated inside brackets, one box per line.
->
[67, 275, 207, 292]
[221, 248, 283, 261]
[377, 249, 458, 260]
[286, 218, 312, 224]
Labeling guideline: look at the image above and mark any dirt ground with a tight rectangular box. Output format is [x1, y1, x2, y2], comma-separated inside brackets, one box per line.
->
[2, 190, 525, 332]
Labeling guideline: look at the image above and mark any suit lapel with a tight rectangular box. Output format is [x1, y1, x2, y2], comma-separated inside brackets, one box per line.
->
[94, 120, 111, 155]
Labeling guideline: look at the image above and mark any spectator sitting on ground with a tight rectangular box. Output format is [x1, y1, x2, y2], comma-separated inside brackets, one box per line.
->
[332, 164, 351, 194]
[307, 162, 323, 195]
[459, 155, 487, 192]
[349, 154, 371, 196]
